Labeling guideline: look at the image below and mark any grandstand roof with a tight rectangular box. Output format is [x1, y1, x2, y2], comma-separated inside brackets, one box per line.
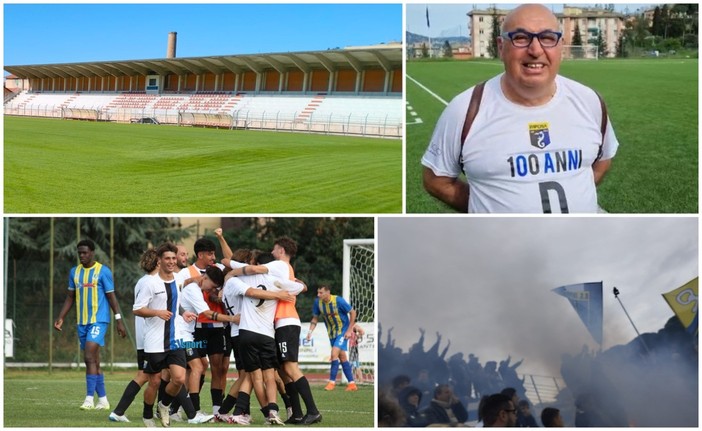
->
[4, 45, 402, 80]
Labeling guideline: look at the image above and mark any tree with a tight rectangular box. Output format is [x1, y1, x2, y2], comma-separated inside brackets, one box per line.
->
[572, 23, 583, 46]
[442, 40, 453, 58]
[615, 34, 627, 58]
[596, 27, 608, 58]
[421, 42, 429, 58]
[625, 14, 651, 48]
[487, 6, 501, 58]
[651, 6, 663, 37]
[571, 23, 584, 58]
[661, 4, 670, 38]
[661, 37, 681, 52]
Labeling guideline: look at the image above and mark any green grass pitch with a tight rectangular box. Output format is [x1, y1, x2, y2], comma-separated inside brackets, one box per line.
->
[406, 58, 698, 213]
[4, 368, 374, 427]
[4, 117, 401, 213]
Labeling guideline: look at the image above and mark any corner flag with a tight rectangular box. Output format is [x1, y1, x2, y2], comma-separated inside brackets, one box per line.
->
[662, 277, 698, 337]
[553, 282, 603, 345]
[426, 6, 430, 28]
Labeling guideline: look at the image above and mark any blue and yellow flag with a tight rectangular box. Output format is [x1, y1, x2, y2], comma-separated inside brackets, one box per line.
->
[662, 277, 698, 337]
[553, 282, 603, 345]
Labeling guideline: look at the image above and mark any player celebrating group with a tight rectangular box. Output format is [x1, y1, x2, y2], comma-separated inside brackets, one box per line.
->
[58, 229, 361, 427]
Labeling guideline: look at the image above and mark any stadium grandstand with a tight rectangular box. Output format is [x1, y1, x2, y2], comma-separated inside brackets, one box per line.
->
[4, 33, 403, 137]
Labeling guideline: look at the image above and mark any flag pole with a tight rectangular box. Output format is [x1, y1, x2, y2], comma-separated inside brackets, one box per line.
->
[612, 286, 652, 354]
[426, 5, 432, 58]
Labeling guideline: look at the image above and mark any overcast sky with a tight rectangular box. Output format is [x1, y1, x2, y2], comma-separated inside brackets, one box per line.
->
[407, 3, 655, 38]
[379, 217, 698, 377]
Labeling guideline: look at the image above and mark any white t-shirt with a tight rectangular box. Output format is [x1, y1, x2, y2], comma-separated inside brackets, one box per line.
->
[176, 282, 211, 342]
[178, 263, 226, 329]
[264, 260, 290, 281]
[227, 259, 288, 279]
[133, 274, 151, 350]
[222, 277, 244, 337]
[133, 272, 185, 353]
[422, 73, 619, 213]
[229, 273, 281, 339]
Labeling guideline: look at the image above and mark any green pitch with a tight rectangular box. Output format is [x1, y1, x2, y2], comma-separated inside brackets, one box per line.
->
[4, 368, 374, 427]
[4, 117, 401, 213]
[407, 58, 698, 213]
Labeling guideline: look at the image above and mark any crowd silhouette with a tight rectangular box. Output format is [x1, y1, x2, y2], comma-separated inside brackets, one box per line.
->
[378, 317, 698, 427]
[378, 325, 535, 427]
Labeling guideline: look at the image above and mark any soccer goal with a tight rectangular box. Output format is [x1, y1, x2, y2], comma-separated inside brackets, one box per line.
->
[562, 45, 599, 60]
[342, 239, 375, 384]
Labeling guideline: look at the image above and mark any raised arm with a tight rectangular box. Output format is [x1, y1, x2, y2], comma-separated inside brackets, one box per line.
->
[214, 228, 234, 259]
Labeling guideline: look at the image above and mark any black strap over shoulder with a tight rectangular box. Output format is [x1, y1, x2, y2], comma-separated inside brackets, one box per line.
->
[594, 91, 608, 163]
[459, 81, 486, 171]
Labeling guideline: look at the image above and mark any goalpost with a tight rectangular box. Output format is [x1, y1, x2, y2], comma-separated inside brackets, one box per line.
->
[562, 45, 599, 60]
[342, 239, 375, 384]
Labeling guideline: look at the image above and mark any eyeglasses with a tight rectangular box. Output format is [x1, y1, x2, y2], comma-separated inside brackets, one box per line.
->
[503, 409, 518, 415]
[501, 30, 563, 48]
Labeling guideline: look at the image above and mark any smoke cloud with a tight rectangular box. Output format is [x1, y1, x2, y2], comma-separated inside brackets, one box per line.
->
[378, 217, 697, 426]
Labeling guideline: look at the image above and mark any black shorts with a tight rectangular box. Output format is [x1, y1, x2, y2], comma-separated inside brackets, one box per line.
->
[137, 349, 147, 371]
[194, 326, 228, 357]
[223, 328, 232, 357]
[275, 325, 301, 363]
[184, 346, 201, 363]
[231, 335, 243, 371]
[143, 349, 187, 374]
[239, 329, 278, 373]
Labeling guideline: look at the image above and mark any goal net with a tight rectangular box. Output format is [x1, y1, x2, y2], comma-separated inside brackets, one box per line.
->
[342, 239, 375, 384]
[562, 45, 599, 60]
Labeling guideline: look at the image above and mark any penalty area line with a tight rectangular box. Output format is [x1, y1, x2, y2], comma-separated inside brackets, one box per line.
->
[406, 74, 449, 107]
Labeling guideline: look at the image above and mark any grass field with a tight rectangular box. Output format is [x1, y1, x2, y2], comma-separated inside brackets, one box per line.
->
[4, 368, 374, 427]
[406, 58, 698, 213]
[4, 117, 401, 213]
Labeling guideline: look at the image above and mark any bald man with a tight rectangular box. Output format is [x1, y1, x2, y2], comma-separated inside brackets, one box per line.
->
[422, 4, 618, 213]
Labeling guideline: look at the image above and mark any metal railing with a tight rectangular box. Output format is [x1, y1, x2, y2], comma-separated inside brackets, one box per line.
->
[4, 102, 402, 138]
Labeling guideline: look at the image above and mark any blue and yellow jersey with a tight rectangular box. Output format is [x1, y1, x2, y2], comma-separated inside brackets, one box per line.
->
[313, 295, 352, 339]
[68, 262, 114, 325]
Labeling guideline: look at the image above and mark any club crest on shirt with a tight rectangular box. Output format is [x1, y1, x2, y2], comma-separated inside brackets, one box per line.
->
[529, 122, 551, 149]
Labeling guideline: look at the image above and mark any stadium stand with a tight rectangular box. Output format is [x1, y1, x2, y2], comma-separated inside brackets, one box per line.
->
[4, 42, 402, 137]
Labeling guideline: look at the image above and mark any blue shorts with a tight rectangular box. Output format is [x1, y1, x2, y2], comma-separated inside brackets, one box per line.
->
[330, 335, 349, 352]
[77, 322, 108, 350]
